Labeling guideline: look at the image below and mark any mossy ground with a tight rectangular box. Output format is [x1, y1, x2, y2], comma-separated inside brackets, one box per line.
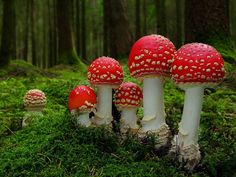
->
[0, 59, 235, 177]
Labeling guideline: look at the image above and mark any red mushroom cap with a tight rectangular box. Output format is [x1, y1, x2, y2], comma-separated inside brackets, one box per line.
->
[114, 82, 143, 108]
[68, 85, 97, 113]
[24, 89, 46, 110]
[171, 43, 225, 86]
[128, 34, 176, 79]
[87, 56, 124, 86]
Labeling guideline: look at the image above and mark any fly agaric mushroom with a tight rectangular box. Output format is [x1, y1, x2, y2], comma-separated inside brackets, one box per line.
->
[114, 82, 143, 134]
[87, 56, 123, 126]
[128, 34, 176, 146]
[23, 89, 46, 127]
[68, 85, 96, 127]
[170, 43, 225, 170]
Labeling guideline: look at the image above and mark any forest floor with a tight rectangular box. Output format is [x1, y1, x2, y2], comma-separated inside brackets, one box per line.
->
[0, 59, 235, 177]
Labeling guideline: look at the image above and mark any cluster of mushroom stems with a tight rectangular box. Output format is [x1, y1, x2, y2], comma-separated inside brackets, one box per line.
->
[23, 35, 225, 171]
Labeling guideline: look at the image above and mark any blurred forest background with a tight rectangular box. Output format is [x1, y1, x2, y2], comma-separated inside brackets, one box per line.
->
[0, 0, 235, 68]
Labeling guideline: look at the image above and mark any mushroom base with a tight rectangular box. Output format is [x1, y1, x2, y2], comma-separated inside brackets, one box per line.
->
[77, 113, 91, 127]
[138, 123, 171, 148]
[170, 135, 201, 171]
[119, 108, 140, 134]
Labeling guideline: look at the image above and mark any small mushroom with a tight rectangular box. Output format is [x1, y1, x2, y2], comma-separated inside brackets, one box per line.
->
[23, 89, 46, 127]
[128, 34, 176, 146]
[87, 56, 124, 126]
[68, 85, 96, 127]
[114, 82, 143, 134]
[170, 43, 225, 170]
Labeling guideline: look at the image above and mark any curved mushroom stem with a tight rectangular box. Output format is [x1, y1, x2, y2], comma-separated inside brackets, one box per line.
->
[93, 85, 113, 125]
[77, 112, 91, 127]
[139, 77, 170, 145]
[120, 107, 139, 133]
[171, 85, 204, 170]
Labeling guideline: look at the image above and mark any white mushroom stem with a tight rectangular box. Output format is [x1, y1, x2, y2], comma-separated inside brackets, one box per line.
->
[169, 85, 204, 170]
[141, 77, 166, 131]
[94, 85, 113, 125]
[77, 112, 91, 127]
[22, 110, 43, 128]
[120, 107, 139, 132]
[178, 85, 204, 146]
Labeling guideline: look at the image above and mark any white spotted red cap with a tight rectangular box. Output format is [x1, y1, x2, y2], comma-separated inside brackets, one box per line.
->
[68, 85, 96, 113]
[171, 43, 225, 85]
[24, 89, 46, 110]
[87, 56, 124, 86]
[128, 34, 176, 79]
[114, 82, 143, 108]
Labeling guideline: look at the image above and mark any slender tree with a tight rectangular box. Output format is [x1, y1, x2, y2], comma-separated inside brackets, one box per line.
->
[30, 0, 37, 66]
[156, 0, 166, 36]
[0, 0, 16, 67]
[230, 0, 236, 47]
[135, 0, 141, 40]
[176, 0, 184, 48]
[103, 0, 110, 56]
[75, 0, 81, 57]
[81, 0, 87, 61]
[23, 0, 30, 61]
[142, 0, 147, 35]
[105, 0, 133, 58]
[56, 0, 86, 68]
[185, 0, 230, 43]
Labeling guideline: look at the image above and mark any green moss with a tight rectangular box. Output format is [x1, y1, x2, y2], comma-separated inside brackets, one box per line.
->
[0, 59, 235, 176]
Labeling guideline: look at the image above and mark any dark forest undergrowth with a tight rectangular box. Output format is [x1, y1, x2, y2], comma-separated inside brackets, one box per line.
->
[0, 59, 235, 177]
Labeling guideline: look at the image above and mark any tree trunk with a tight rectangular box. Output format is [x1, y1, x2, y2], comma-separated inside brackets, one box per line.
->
[81, 0, 87, 61]
[176, 0, 184, 48]
[185, 0, 230, 43]
[103, 0, 110, 56]
[230, 0, 236, 47]
[156, 0, 166, 36]
[142, 0, 147, 35]
[23, 0, 30, 61]
[135, 0, 141, 40]
[107, 0, 133, 58]
[0, 0, 16, 67]
[76, 0, 81, 57]
[30, 0, 37, 66]
[56, 0, 85, 68]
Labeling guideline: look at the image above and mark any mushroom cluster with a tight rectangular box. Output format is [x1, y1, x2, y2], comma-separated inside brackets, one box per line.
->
[23, 89, 46, 127]
[68, 85, 97, 127]
[128, 34, 176, 146]
[170, 43, 225, 170]
[114, 82, 143, 134]
[62, 36, 225, 171]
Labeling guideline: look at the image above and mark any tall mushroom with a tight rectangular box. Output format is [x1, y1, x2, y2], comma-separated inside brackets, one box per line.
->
[87, 56, 123, 126]
[68, 85, 96, 127]
[114, 82, 143, 134]
[23, 89, 46, 127]
[128, 34, 176, 146]
[170, 43, 225, 170]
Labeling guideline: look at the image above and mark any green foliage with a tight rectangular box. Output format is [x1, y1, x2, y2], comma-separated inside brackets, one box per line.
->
[0, 60, 236, 176]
